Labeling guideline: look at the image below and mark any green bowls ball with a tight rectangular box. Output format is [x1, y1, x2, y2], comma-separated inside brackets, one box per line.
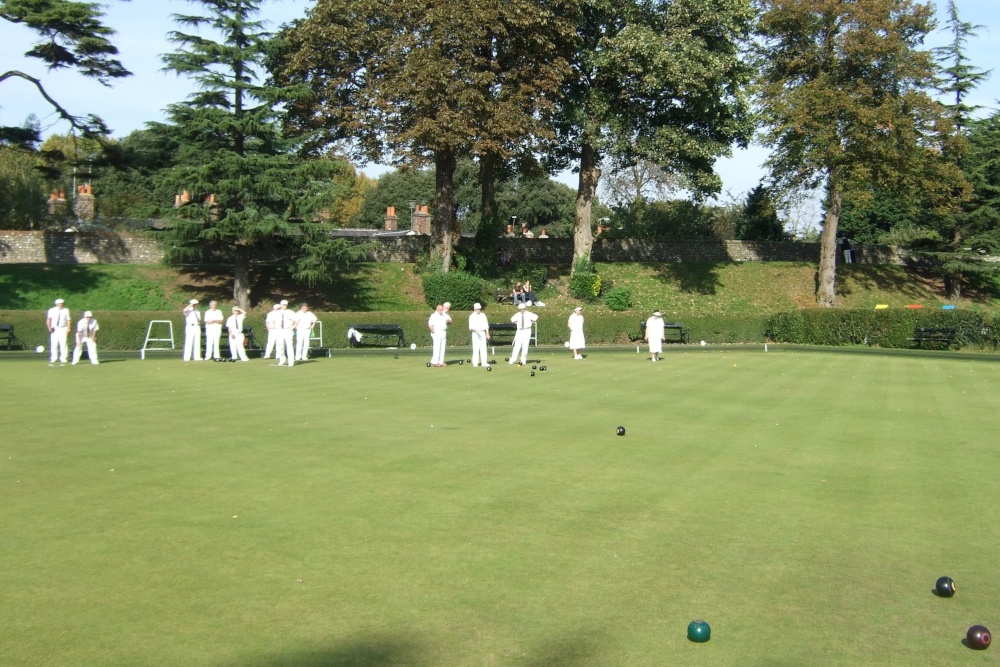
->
[687, 620, 711, 643]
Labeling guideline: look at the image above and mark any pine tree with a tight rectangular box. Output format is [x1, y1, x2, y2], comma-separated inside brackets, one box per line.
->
[160, 0, 354, 310]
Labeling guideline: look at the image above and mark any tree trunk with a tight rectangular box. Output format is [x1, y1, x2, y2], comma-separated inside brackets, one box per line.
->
[479, 152, 500, 245]
[573, 141, 600, 273]
[816, 178, 842, 307]
[233, 245, 251, 312]
[433, 148, 457, 272]
[945, 271, 963, 301]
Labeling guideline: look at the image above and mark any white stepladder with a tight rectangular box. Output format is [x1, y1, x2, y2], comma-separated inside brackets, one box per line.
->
[309, 321, 330, 357]
[140, 320, 175, 360]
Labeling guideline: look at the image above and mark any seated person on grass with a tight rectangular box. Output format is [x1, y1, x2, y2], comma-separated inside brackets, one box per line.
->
[511, 281, 526, 304]
[522, 280, 544, 307]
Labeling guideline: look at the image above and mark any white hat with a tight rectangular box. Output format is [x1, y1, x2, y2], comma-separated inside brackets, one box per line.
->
[473, 303, 482, 310]
[189, 299, 199, 305]
[443, 302, 451, 308]
[54, 299, 64, 304]
[272, 304, 281, 310]
[84, 311, 93, 317]
[653, 311, 662, 317]
[518, 303, 526, 310]
[232, 306, 243, 313]
[574, 306, 583, 312]
[280, 299, 289, 305]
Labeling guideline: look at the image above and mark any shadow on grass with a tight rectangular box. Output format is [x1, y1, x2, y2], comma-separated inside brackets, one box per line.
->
[221, 637, 429, 667]
[654, 262, 728, 295]
[0, 265, 102, 309]
[174, 264, 381, 311]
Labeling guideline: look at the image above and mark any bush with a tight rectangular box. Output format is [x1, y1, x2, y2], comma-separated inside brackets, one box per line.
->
[764, 309, 1000, 348]
[569, 258, 601, 301]
[421, 271, 489, 310]
[603, 286, 632, 311]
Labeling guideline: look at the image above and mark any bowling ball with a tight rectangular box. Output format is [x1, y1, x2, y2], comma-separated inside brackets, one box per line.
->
[616, 426, 626, 436]
[936, 576, 955, 597]
[530, 371, 535, 376]
[968, 625, 991, 650]
[426, 362, 432, 367]
[687, 620, 711, 643]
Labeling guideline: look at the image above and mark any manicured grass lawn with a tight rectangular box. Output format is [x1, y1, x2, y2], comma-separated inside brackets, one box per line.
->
[2, 348, 999, 666]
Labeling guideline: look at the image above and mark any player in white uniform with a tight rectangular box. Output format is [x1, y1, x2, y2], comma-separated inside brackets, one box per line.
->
[71, 311, 99, 365]
[428, 302, 452, 366]
[295, 304, 318, 360]
[226, 306, 249, 361]
[509, 302, 538, 365]
[45, 298, 71, 364]
[182, 299, 202, 361]
[568, 306, 585, 360]
[645, 310, 666, 362]
[263, 304, 281, 359]
[276, 299, 296, 366]
[203, 300, 225, 360]
[468, 302, 490, 367]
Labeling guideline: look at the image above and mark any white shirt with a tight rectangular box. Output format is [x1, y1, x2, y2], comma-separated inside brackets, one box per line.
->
[296, 310, 318, 331]
[280, 308, 297, 330]
[184, 306, 201, 326]
[468, 311, 489, 333]
[76, 317, 99, 340]
[511, 310, 538, 330]
[568, 313, 584, 333]
[265, 309, 281, 330]
[226, 313, 244, 335]
[47, 306, 71, 329]
[645, 316, 665, 340]
[204, 308, 224, 326]
[428, 311, 445, 333]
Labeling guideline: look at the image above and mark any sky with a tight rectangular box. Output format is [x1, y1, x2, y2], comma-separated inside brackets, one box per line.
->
[2, 0, 999, 200]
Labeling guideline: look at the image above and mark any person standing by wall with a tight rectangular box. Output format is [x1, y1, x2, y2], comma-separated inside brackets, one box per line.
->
[468, 303, 491, 368]
[295, 303, 318, 361]
[227, 306, 249, 361]
[71, 311, 99, 365]
[568, 306, 586, 360]
[262, 304, 281, 359]
[45, 298, 71, 364]
[509, 302, 538, 365]
[203, 300, 225, 360]
[276, 299, 296, 367]
[182, 299, 202, 361]
[645, 310, 666, 362]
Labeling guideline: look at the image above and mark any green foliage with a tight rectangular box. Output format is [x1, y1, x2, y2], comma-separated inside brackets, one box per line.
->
[569, 261, 602, 302]
[737, 186, 787, 241]
[0, 145, 46, 228]
[603, 286, 632, 312]
[610, 199, 725, 240]
[421, 271, 488, 310]
[765, 309, 1000, 349]
[355, 169, 435, 229]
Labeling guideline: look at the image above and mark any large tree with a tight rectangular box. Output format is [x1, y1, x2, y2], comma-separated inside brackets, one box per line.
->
[550, 0, 754, 270]
[160, 0, 353, 310]
[281, 0, 575, 272]
[1, 0, 130, 145]
[756, 0, 966, 306]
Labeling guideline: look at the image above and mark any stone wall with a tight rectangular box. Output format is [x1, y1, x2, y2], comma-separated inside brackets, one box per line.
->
[0, 229, 908, 266]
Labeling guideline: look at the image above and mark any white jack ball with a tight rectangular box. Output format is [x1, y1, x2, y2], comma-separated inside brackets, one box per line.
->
[36, 345, 45, 353]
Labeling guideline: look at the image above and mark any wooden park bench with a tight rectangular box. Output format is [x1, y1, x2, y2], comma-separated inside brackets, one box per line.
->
[346, 323, 406, 348]
[495, 288, 514, 305]
[909, 327, 957, 349]
[0, 323, 17, 350]
[488, 322, 537, 347]
[638, 320, 688, 344]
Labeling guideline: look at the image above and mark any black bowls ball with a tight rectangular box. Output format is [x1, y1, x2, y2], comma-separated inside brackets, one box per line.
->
[532, 365, 537, 369]
[426, 362, 432, 367]
[530, 371, 535, 376]
[616, 426, 626, 436]
[936, 576, 956, 597]
[539, 366, 547, 371]
[486, 366, 492, 372]
[968, 625, 991, 650]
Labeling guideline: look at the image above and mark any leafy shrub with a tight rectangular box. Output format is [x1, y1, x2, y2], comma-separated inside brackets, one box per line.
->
[421, 271, 488, 310]
[764, 309, 1000, 348]
[604, 286, 632, 311]
[569, 258, 601, 301]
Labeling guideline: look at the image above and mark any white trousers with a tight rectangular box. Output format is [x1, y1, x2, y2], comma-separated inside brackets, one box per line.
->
[50, 327, 68, 363]
[277, 330, 295, 366]
[510, 329, 531, 364]
[264, 330, 277, 358]
[204, 324, 223, 359]
[183, 325, 202, 361]
[296, 330, 311, 360]
[229, 332, 248, 361]
[431, 332, 447, 365]
[72, 339, 98, 364]
[471, 331, 489, 366]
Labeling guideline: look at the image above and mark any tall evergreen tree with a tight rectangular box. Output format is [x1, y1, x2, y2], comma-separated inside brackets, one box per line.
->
[160, 0, 353, 310]
[756, 0, 966, 306]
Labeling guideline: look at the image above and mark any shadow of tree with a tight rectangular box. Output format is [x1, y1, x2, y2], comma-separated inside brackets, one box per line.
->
[77, 232, 132, 263]
[0, 238, 10, 259]
[0, 265, 102, 309]
[220, 637, 430, 667]
[654, 262, 729, 295]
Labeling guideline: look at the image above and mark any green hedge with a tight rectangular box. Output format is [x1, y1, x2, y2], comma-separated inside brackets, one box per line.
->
[764, 309, 1000, 349]
[421, 271, 489, 310]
